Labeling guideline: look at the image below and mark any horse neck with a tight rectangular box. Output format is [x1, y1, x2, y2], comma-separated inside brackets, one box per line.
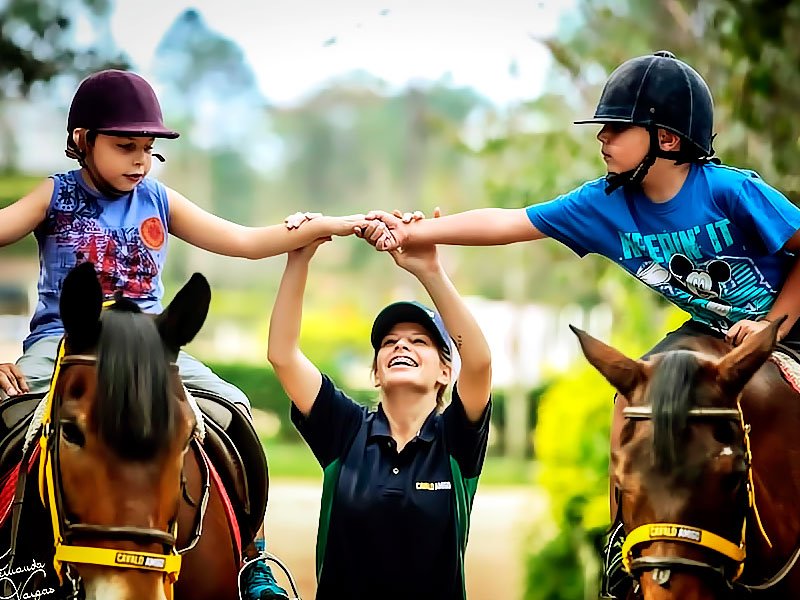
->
[742, 363, 800, 563]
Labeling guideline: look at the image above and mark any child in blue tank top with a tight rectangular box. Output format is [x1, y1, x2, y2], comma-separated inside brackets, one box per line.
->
[349, 52, 800, 599]
[0, 69, 368, 600]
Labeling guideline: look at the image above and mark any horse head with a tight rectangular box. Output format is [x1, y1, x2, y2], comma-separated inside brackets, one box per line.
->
[43, 262, 209, 600]
[572, 320, 783, 599]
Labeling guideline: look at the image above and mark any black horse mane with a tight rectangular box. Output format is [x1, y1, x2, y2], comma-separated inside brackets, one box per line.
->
[646, 349, 703, 473]
[95, 299, 175, 460]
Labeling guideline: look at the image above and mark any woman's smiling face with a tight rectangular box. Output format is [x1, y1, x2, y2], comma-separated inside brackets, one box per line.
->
[375, 322, 450, 393]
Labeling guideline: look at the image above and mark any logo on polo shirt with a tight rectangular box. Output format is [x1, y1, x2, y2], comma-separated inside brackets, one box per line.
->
[416, 481, 452, 491]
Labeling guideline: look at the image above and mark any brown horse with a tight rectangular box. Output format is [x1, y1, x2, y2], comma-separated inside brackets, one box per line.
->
[0, 263, 258, 600]
[573, 319, 800, 600]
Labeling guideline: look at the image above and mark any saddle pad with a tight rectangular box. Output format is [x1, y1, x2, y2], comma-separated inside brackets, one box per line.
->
[0, 445, 39, 528]
[770, 351, 800, 394]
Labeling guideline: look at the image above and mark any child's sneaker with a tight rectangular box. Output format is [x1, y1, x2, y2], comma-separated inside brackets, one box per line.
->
[239, 556, 290, 600]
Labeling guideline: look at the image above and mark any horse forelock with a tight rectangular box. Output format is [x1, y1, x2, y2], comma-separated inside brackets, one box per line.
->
[95, 307, 175, 460]
[646, 349, 703, 473]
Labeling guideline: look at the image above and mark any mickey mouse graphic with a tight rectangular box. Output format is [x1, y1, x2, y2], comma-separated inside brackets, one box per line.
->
[635, 253, 733, 318]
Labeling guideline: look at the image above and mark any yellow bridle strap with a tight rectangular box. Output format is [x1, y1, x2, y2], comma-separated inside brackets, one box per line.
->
[55, 546, 181, 579]
[57, 545, 180, 599]
[39, 338, 65, 430]
[622, 523, 746, 575]
[41, 434, 65, 578]
[738, 401, 772, 548]
[38, 338, 67, 578]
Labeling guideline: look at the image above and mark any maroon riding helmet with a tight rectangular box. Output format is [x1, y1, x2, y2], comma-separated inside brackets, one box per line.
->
[66, 70, 179, 196]
[67, 69, 179, 140]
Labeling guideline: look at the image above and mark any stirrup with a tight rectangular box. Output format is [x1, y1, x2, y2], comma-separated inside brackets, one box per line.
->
[238, 551, 301, 600]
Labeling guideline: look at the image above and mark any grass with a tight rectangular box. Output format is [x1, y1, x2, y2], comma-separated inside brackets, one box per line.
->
[262, 440, 536, 487]
[263, 441, 323, 482]
[0, 173, 42, 208]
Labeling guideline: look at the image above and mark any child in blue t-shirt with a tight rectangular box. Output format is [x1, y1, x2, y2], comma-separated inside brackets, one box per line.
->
[353, 51, 800, 598]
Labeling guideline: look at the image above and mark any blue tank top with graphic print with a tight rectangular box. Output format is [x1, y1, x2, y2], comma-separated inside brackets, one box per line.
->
[25, 170, 170, 351]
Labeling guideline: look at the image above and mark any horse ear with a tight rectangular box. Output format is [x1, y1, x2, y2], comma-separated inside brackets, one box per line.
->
[570, 325, 644, 398]
[60, 262, 102, 352]
[717, 317, 784, 394]
[155, 273, 211, 353]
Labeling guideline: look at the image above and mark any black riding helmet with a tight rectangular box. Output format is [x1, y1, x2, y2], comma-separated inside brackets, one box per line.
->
[66, 70, 179, 197]
[575, 51, 716, 194]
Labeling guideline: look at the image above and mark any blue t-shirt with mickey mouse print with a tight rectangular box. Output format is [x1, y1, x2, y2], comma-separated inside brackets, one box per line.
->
[526, 163, 800, 332]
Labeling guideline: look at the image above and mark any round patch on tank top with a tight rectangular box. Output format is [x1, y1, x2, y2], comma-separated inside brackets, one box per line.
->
[140, 217, 166, 250]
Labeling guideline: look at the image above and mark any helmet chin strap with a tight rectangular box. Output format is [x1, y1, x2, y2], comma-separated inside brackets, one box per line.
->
[604, 125, 719, 195]
[604, 126, 662, 195]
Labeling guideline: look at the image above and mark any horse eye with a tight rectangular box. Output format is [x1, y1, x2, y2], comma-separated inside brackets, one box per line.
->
[68, 380, 85, 398]
[61, 421, 85, 447]
[712, 422, 737, 445]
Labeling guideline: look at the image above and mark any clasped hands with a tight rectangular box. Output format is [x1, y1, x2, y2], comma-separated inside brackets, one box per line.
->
[284, 208, 438, 252]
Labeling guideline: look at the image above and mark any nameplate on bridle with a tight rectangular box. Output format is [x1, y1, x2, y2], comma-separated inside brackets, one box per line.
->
[114, 552, 167, 570]
[649, 524, 702, 543]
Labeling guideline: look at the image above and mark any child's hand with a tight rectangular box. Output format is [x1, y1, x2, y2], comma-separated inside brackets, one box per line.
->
[284, 211, 323, 230]
[392, 206, 441, 223]
[362, 207, 441, 251]
[726, 319, 773, 346]
[388, 244, 440, 278]
[288, 237, 332, 263]
[360, 211, 407, 250]
[0, 363, 28, 397]
[287, 213, 368, 237]
[321, 214, 368, 237]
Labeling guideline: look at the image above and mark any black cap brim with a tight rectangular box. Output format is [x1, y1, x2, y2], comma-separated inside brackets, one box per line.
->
[573, 117, 636, 126]
[96, 126, 180, 139]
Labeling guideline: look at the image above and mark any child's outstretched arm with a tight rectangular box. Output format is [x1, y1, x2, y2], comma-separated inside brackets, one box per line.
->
[0, 179, 53, 247]
[267, 239, 329, 417]
[389, 244, 492, 422]
[167, 187, 365, 259]
[362, 207, 546, 251]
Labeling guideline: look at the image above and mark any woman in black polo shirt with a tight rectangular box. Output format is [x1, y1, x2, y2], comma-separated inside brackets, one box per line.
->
[267, 238, 492, 600]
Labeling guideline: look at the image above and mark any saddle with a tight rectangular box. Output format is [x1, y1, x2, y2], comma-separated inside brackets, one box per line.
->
[187, 387, 269, 548]
[0, 389, 268, 552]
[0, 392, 42, 475]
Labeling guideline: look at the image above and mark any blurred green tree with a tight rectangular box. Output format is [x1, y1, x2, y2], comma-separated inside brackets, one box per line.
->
[153, 8, 263, 133]
[0, 0, 127, 96]
[0, 0, 127, 171]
